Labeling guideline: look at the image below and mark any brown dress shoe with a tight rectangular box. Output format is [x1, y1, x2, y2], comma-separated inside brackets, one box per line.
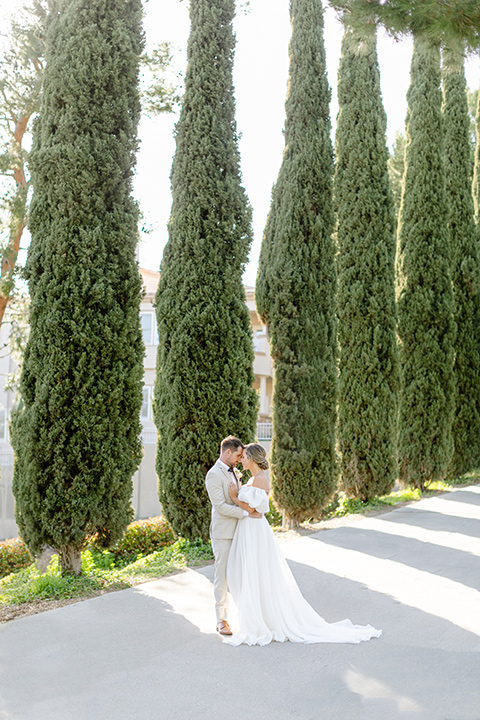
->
[216, 620, 233, 636]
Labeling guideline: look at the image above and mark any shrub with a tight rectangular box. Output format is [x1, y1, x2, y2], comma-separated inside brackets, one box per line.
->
[89, 516, 176, 566]
[0, 537, 31, 579]
[265, 499, 283, 527]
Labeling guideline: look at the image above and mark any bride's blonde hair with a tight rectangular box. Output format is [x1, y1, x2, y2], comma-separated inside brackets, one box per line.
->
[244, 443, 269, 470]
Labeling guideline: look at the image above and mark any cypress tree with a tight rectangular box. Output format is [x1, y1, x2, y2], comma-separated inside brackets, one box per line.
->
[334, 30, 400, 501]
[443, 45, 480, 475]
[256, 0, 337, 523]
[466, 89, 477, 175]
[397, 37, 456, 490]
[388, 131, 406, 222]
[474, 89, 480, 226]
[11, 0, 144, 575]
[154, 0, 257, 540]
[330, 0, 480, 54]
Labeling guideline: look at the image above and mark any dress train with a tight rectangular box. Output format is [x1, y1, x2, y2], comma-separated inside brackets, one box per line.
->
[224, 485, 382, 647]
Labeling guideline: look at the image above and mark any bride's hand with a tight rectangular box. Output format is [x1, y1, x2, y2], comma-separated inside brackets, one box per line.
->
[229, 481, 238, 499]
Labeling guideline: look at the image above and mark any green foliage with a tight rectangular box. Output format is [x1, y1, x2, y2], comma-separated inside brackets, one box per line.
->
[0, 516, 176, 579]
[322, 480, 476, 520]
[335, 30, 400, 502]
[11, 0, 145, 574]
[140, 42, 183, 116]
[121, 538, 214, 582]
[0, 538, 213, 608]
[443, 46, 480, 476]
[474, 89, 480, 226]
[0, 537, 31, 579]
[396, 37, 456, 490]
[89, 516, 175, 566]
[0, 555, 128, 606]
[265, 498, 283, 527]
[154, 0, 258, 541]
[388, 131, 406, 221]
[256, 0, 338, 523]
[330, 1, 480, 52]
[466, 88, 477, 173]
[323, 487, 420, 518]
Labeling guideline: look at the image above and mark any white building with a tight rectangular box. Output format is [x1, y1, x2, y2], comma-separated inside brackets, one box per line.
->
[0, 316, 17, 541]
[0, 269, 273, 540]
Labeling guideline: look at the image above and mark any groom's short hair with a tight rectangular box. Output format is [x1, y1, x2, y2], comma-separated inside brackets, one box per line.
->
[220, 435, 245, 453]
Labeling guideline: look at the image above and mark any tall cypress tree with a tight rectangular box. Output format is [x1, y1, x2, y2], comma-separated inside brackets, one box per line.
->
[11, 0, 144, 575]
[474, 89, 480, 226]
[397, 37, 456, 490]
[256, 0, 337, 523]
[443, 45, 480, 475]
[335, 30, 399, 501]
[154, 0, 257, 540]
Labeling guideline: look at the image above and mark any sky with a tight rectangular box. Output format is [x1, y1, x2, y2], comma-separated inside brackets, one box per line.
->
[1, 0, 479, 286]
[137, 0, 480, 285]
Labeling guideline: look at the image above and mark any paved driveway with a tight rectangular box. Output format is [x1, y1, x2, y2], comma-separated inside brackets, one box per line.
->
[1, 485, 480, 720]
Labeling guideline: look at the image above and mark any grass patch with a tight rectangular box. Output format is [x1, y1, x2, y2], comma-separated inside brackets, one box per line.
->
[0, 539, 213, 614]
[119, 538, 214, 584]
[322, 475, 479, 521]
[0, 554, 129, 607]
[321, 488, 418, 519]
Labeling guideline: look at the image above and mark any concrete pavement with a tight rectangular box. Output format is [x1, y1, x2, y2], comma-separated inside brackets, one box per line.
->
[1, 485, 480, 720]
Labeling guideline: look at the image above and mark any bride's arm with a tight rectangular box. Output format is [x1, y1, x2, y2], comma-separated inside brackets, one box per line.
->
[228, 482, 261, 516]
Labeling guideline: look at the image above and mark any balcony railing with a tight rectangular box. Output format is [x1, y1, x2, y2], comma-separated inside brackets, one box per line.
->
[256, 422, 272, 441]
[141, 427, 157, 446]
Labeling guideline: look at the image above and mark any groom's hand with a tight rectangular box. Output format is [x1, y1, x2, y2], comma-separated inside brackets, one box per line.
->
[249, 510, 262, 519]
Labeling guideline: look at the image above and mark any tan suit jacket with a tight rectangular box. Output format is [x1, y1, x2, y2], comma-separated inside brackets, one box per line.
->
[205, 459, 244, 539]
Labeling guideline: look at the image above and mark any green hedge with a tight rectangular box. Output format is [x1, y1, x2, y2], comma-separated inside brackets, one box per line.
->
[0, 538, 32, 578]
[0, 516, 176, 578]
[265, 498, 283, 527]
[1, 507, 284, 578]
[88, 516, 176, 566]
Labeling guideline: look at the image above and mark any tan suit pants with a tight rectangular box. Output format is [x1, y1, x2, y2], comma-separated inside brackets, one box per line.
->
[211, 537, 232, 623]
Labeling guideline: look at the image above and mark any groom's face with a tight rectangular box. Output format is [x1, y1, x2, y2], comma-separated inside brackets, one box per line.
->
[229, 447, 244, 467]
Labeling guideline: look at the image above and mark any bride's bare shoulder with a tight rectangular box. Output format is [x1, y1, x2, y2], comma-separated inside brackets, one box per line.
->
[251, 473, 270, 494]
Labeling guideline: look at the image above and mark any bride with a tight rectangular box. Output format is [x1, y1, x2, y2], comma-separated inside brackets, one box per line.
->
[225, 443, 382, 647]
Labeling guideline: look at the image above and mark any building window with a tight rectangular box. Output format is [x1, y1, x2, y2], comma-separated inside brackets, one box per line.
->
[254, 329, 266, 353]
[141, 386, 153, 420]
[140, 312, 158, 346]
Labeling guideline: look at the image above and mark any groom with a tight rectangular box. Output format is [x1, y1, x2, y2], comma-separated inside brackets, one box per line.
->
[205, 435, 261, 636]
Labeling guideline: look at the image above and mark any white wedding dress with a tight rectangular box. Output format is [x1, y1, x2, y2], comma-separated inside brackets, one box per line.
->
[225, 485, 382, 647]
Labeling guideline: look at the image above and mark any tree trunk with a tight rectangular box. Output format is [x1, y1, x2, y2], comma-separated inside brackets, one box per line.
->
[57, 546, 82, 576]
[282, 510, 298, 531]
[0, 214, 27, 324]
[0, 114, 30, 327]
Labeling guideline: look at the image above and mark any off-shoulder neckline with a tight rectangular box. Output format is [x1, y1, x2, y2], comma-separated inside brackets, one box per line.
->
[243, 483, 270, 495]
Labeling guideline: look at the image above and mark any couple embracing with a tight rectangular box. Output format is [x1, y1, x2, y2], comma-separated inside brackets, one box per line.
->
[205, 435, 382, 647]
